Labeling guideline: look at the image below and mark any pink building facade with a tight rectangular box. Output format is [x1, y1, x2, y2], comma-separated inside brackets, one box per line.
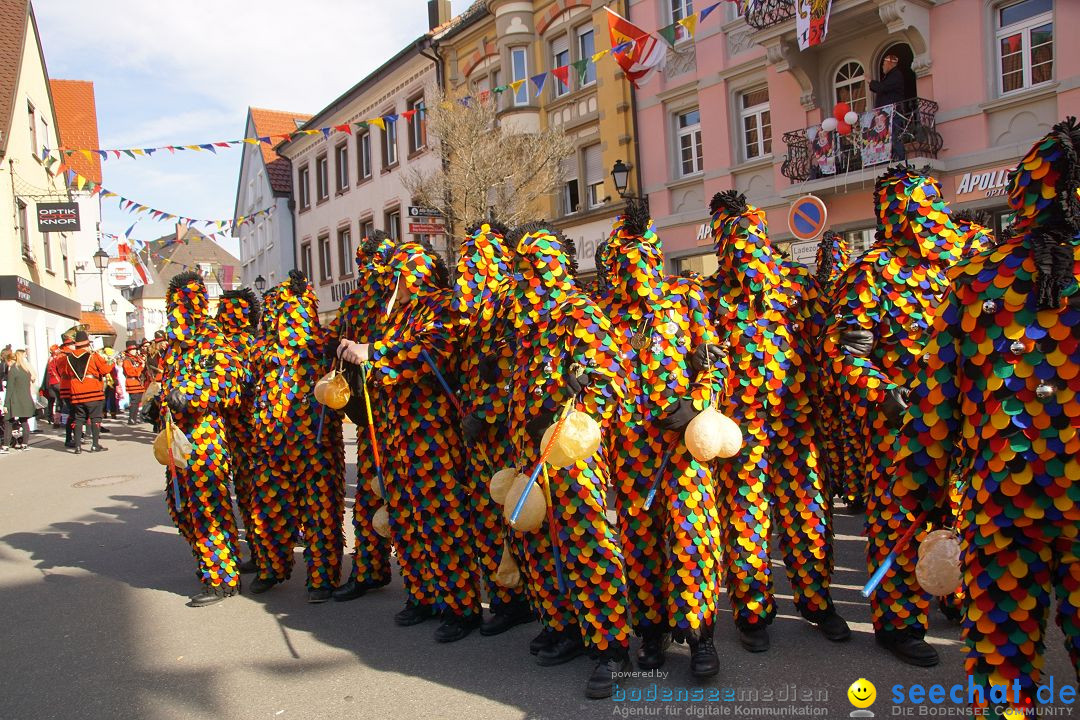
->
[630, 0, 1078, 273]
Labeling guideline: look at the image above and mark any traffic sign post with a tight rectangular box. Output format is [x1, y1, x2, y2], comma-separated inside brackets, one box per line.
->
[408, 206, 442, 218]
[787, 195, 828, 242]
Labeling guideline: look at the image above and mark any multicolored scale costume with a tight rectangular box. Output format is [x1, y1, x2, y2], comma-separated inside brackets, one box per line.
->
[367, 241, 481, 621]
[811, 231, 858, 507]
[594, 204, 727, 645]
[453, 222, 530, 618]
[822, 164, 964, 646]
[700, 191, 839, 637]
[250, 271, 345, 593]
[329, 232, 395, 591]
[161, 271, 244, 599]
[893, 118, 1080, 710]
[215, 288, 261, 556]
[505, 222, 632, 655]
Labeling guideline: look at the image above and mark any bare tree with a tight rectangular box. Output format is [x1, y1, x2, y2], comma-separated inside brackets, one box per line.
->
[403, 85, 574, 270]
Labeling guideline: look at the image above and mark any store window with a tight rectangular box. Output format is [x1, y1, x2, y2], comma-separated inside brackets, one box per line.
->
[996, 0, 1053, 94]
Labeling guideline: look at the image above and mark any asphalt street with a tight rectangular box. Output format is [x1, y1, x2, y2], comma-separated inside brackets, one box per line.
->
[0, 418, 1073, 720]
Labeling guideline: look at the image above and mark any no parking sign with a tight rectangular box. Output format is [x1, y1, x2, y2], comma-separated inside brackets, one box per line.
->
[787, 195, 828, 242]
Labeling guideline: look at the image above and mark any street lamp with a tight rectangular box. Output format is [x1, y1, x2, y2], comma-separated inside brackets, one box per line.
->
[254, 275, 266, 292]
[611, 159, 631, 198]
[109, 300, 118, 315]
[93, 247, 110, 311]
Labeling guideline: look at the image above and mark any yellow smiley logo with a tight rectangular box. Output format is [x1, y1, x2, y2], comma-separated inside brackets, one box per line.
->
[848, 678, 876, 709]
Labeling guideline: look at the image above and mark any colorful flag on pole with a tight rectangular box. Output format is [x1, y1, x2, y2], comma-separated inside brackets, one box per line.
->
[605, 8, 666, 88]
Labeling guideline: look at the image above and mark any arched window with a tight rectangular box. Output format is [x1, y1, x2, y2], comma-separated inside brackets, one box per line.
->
[834, 61, 867, 113]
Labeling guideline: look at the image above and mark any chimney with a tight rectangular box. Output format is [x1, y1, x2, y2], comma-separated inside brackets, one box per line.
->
[428, 0, 451, 30]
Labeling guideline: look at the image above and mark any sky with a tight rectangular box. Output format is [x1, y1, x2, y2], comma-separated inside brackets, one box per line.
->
[33, 1, 466, 257]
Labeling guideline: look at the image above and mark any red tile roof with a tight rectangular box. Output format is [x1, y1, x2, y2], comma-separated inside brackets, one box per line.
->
[50, 79, 102, 184]
[250, 107, 310, 194]
[0, 0, 30, 158]
[80, 310, 116, 336]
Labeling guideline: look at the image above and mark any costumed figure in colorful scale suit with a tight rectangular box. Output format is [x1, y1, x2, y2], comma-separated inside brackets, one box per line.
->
[821, 163, 964, 667]
[326, 231, 395, 602]
[701, 191, 849, 653]
[248, 271, 346, 603]
[453, 221, 534, 635]
[337, 241, 483, 642]
[504, 221, 632, 699]
[594, 200, 728, 678]
[811, 230, 861, 510]
[892, 118, 1080, 713]
[160, 271, 244, 607]
[214, 288, 261, 571]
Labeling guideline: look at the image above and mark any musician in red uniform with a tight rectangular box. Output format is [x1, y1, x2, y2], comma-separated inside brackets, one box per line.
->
[121, 339, 147, 425]
[61, 331, 114, 453]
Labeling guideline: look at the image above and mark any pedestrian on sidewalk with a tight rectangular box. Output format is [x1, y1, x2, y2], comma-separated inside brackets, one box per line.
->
[2, 349, 36, 452]
[44, 345, 63, 427]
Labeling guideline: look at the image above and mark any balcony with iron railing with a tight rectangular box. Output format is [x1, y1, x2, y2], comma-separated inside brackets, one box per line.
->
[780, 98, 942, 184]
[744, 0, 796, 30]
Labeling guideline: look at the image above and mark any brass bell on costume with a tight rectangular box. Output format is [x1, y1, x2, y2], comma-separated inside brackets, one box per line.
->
[313, 369, 351, 409]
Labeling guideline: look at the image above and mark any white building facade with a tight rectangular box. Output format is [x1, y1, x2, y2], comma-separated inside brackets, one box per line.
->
[277, 40, 442, 323]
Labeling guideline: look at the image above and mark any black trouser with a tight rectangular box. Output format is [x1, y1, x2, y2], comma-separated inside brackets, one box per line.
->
[4, 417, 29, 448]
[128, 393, 143, 423]
[104, 388, 118, 418]
[46, 385, 61, 425]
[64, 399, 76, 444]
[72, 401, 104, 448]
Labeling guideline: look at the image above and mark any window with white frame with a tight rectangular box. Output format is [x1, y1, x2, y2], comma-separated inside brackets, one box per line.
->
[584, 144, 604, 209]
[561, 155, 580, 215]
[511, 47, 529, 106]
[335, 142, 349, 193]
[408, 96, 427, 153]
[39, 116, 49, 156]
[383, 112, 399, 167]
[670, 0, 694, 42]
[18, 199, 31, 257]
[27, 101, 37, 157]
[385, 208, 401, 240]
[997, 0, 1053, 94]
[740, 87, 771, 161]
[43, 230, 52, 271]
[300, 241, 312, 279]
[298, 165, 310, 210]
[675, 108, 703, 176]
[834, 61, 867, 113]
[357, 131, 372, 180]
[360, 218, 375, 240]
[551, 35, 571, 98]
[316, 154, 329, 201]
[337, 226, 353, 277]
[578, 26, 596, 86]
[318, 234, 332, 281]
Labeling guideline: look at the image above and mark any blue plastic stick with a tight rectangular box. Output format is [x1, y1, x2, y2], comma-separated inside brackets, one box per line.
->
[420, 349, 462, 414]
[862, 553, 895, 597]
[642, 443, 676, 512]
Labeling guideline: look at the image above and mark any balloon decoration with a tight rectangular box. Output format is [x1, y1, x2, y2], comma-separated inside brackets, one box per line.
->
[844, 111, 859, 125]
[821, 117, 839, 133]
[837, 121, 853, 136]
[832, 102, 851, 121]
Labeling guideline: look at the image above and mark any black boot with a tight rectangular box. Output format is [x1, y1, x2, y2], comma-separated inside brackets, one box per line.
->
[876, 629, 940, 667]
[738, 624, 770, 653]
[90, 421, 106, 452]
[688, 623, 720, 679]
[480, 600, 534, 637]
[529, 627, 557, 655]
[585, 647, 632, 699]
[812, 610, 851, 642]
[238, 559, 258, 574]
[636, 627, 669, 670]
[536, 630, 586, 667]
[249, 576, 281, 594]
[394, 600, 437, 626]
[187, 582, 239, 608]
[307, 587, 333, 604]
[434, 612, 482, 643]
[333, 576, 391, 602]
